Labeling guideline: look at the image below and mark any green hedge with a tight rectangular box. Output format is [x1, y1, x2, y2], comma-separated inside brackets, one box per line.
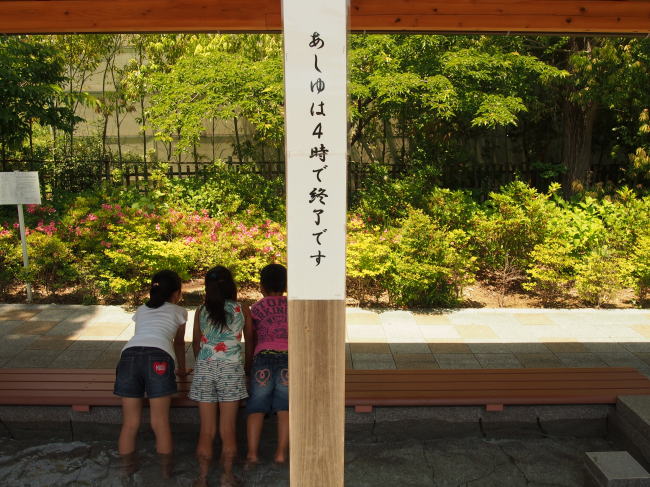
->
[1, 170, 648, 307]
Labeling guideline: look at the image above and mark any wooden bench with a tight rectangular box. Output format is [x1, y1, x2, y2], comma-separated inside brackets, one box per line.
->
[1, 367, 649, 413]
[345, 368, 650, 412]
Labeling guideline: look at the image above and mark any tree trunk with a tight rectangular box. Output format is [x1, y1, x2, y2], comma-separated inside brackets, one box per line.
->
[233, 116, 243, 162]
[139, 44, 148, 176]
[384, 120, 401, 164]
[1, 139, 6, 171]
[29, 120, 34, 160]
[561, 100, 597, 196]
[211, 118, 216, 161]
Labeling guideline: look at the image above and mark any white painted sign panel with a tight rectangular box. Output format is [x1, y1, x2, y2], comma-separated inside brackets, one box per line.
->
[0, 172, 41, 205]
[283, 0, 348, 300]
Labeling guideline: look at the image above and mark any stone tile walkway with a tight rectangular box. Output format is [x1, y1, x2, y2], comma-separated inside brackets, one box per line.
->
[1, 304, 649, 377]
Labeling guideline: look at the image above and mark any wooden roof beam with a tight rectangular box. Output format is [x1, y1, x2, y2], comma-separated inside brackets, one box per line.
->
[0, 0, 649, 34]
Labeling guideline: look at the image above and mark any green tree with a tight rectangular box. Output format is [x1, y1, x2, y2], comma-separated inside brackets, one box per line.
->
[536, 37, 650, 195]
[348, 35, 566, 173]
[146, 35, 284, 163]
[0, 36, 75, 169]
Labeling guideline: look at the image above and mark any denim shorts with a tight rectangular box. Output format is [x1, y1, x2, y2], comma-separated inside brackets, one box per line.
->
[246, 351, 288, 414]
[113, 347, 177, 399]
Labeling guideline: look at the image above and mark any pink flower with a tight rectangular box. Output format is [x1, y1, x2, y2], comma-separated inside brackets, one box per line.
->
[26, 204, 38, 214]
[87, 213, 98, 221]
[262, 246, 272, 254]
[101, 204, 112, 210]
[13, 223, 19, 229]
[35, 221, 57, 236]
[100, 241, 112, 248]
[155, 224, 161, 232]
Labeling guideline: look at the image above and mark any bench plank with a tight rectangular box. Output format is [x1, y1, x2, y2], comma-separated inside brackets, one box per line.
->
[1, 367, 649, 409]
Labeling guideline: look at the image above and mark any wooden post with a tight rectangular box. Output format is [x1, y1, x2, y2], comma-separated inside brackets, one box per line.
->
[283, 0, 348, 485]
[288, 300, 346, 486]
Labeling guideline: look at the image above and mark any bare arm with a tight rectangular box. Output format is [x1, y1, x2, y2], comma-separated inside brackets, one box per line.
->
[243, 304, 255, 376]
[192, 306, 202, 359]
[174, 323, 188, 377]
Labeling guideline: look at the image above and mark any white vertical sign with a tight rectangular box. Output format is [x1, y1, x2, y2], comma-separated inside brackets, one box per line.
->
[0, 172, 41, 303]
[0, 171, 41, 205]
[283, 0, 348, 300]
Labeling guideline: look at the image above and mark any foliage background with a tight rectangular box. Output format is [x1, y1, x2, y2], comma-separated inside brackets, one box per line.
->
[1, 34, 650, 307]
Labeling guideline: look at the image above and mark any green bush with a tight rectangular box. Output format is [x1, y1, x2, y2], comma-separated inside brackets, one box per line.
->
[169, 161, 285, 221]
[524, 198, 606, 303]
[631, 234, 650, 302]
[471, 181, 558, 279]
[0, 229, 21, 293]
[346, 216, 393, 304]
[24, 232, 78, 295]
[574, 246, 630, 307]
[388, 208, 476, 307]
[93, 229, 198, 298]
[352, 164, 441, 226]
[422, 187, 478, 231]
[524, 238, 577, 304]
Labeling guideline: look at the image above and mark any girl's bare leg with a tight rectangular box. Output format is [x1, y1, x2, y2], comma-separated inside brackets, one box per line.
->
[118, 397, 143, 455]
[274, 411, 289, 464]
[195, 402, 219, 486]
[118, 398, 143, 475]
[149, 396, 173, 454]
[149, 396, 174, 478]
[218, 401, 240, 484]
[246, 412, 265, 464]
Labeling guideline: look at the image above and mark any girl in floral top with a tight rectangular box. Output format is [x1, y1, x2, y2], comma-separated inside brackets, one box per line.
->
[189, 266, 248, 487]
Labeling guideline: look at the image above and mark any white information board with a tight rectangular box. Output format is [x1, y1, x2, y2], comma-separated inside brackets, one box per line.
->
[283, 0, 348, 300]
[0, 172, 41, 205]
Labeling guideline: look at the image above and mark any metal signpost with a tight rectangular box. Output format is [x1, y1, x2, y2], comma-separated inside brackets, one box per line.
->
[0, 171, 41, 302]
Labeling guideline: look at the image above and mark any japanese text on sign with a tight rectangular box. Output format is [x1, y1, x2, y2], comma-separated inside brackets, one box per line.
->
[284, 0, 347, 300]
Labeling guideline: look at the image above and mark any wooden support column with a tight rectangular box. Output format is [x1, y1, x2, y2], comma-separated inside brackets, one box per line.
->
[288, 300, 346, 486]
[283, 0, 348, 485]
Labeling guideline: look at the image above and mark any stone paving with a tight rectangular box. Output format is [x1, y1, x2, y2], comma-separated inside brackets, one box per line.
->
[0, 435, 614, 486]
[0, 304, 649, 377]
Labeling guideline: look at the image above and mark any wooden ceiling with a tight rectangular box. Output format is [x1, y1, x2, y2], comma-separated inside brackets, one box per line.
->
[0, 0, 649, 34]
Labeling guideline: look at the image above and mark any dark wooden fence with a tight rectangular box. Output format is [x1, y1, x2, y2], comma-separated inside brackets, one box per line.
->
[4, 157, 625, 198]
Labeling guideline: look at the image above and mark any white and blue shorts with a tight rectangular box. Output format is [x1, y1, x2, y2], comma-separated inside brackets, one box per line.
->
[189, 359, 248, 403]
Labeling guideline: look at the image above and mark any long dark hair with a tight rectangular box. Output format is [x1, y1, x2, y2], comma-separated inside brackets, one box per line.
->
[146, 270, 182, 309]
[204, 266, 237, 331]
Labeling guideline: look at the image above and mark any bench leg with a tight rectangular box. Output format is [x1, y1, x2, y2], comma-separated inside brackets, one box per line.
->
[72, 405, 90, 413]
[354, 405, 373, 413]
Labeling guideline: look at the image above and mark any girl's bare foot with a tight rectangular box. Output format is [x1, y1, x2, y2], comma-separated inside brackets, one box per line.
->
[119, 451, 139, 476]
[193, 477, 209, 487]
[244, 456, 260, 470]
[220, 472, 241, 487]
[158, 452, 174, 479]
[273, 452, 287, 464]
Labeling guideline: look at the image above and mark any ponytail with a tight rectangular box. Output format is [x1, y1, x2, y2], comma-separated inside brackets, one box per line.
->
[146, 270, 182, 309]
[203, 266, 237, 332]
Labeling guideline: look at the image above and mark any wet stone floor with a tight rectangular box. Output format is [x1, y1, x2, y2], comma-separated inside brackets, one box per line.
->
[0, 435, 612, 486]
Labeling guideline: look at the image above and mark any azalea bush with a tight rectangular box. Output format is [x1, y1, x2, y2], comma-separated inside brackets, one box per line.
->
[0, 176, 649, 308]
[0, 187, 287, 302]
